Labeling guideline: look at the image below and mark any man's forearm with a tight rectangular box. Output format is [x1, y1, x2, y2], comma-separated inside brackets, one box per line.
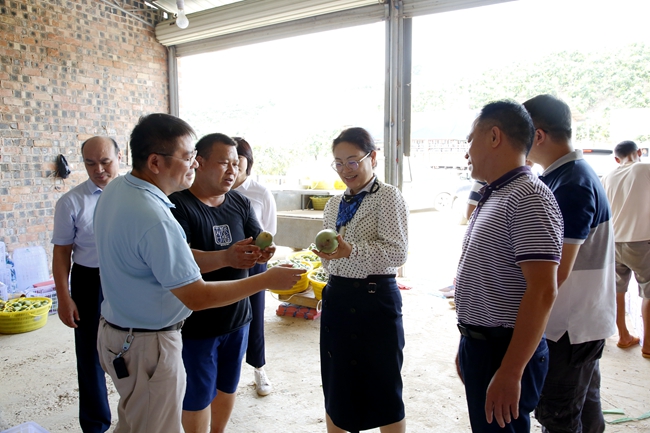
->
[172, 271, 270, 310]
[52, 245, 73, 299]
[172, 266, 303, 311]
[500, 261, 558, 376]
[191, 249, 229, 274]
[557, 243, 580, 288]
[500, 285, 556, 376]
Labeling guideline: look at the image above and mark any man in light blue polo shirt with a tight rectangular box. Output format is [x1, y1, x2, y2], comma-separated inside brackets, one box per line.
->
[93, 113, 303, 433]
[52, 136, 121, 433]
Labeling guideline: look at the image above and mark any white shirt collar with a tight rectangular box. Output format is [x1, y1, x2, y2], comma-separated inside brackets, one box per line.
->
[344, 175, 378, 196]
[542, 149, 583, 176]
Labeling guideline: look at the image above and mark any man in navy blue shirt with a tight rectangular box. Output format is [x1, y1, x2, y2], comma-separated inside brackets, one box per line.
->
[524, 95, 616, 433]
[169, 133, 276, 433]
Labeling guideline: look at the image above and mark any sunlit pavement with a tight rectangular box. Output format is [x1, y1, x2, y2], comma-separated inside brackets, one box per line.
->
[401, 210, 650, 432]
[403, 209, 467, 291]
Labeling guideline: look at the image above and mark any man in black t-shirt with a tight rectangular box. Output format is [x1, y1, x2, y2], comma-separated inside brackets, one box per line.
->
[169, 133, 275, 433]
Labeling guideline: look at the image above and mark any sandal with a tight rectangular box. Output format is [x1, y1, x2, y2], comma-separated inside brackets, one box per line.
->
[617, 337, 640, 349]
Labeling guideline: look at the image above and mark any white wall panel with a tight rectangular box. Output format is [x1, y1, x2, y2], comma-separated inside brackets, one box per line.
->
[401, 0, 515, 17]
[156, 0, 382, 45]
[175, 4, 386, 56]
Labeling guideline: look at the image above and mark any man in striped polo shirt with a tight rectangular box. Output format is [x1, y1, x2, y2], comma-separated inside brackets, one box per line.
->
[456, 100, 564, 432]
[524, 94, 616, 433]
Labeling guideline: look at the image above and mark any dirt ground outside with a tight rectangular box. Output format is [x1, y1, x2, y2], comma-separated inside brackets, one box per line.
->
[1, 211, 648, 432]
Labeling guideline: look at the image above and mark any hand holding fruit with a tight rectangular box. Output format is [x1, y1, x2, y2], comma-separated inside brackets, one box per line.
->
[255, 231, 274, 249]
[257, 244, 276, 264]
[227, 238, 262, 269]
[314, 229, 338, 254]
[265, 264, 306, 292]
[312, 229, 350, 260]
[255, 231, 275, 264]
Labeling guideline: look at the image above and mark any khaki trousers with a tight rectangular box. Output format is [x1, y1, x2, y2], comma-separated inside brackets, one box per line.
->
[98, 317, 186, 433]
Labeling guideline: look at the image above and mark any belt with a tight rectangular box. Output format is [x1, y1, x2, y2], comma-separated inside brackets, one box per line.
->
[457, 323, 513, 341]
[329, 274, 396, 294]
[106, 320, 184, 333]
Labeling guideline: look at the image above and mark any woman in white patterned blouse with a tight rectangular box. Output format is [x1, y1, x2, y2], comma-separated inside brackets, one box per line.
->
[312, 127, 409, 433]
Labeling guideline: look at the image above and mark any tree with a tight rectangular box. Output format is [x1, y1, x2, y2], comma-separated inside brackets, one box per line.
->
[413, 43, 650, 144]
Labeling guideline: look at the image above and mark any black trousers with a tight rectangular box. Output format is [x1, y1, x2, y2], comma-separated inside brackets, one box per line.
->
[245, 263, 266, 368]
[535, 332, 605, 433]
[458, 325, 549, 433]
[70, 263, 111, 433]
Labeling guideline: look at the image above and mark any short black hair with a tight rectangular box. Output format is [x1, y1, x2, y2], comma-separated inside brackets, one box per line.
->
[195, 133, 237, 160]
[614, 140, 638, 158]
[130, 113, 196, 170]
[476, 100, 535, 155]
[233, 137, 254, 176]
[332, 127, 377, 154]
[523, 94, 572, 141]
[81, 136, 120, 156]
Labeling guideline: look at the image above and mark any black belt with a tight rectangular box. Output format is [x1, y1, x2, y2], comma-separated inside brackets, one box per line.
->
[329, 274, 396, 294]
[106, 320, 184, 333]
[457, 323, 513, 341]
[329, 274, 396, 286]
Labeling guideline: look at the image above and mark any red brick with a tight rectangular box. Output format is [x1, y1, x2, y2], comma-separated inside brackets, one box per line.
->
[3, 97, 25, 106]
[32, 92, 52, 101]
[1, 81, 22, 90]
[0, 0, 168, 258]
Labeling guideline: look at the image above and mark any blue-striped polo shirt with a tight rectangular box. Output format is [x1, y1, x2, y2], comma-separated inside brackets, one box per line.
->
[455, 166, 563, 328]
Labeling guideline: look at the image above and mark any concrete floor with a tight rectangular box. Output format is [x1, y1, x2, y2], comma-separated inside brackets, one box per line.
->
[0, 210, 648, 432]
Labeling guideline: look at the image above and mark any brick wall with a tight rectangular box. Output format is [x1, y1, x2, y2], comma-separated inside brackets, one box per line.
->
[0, 0, 168, 267]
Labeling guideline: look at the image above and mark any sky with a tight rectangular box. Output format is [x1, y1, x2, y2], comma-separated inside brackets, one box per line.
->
[412, 0, 650, 81]
[181, 0, 650, 102]
[178, 22, 385, 135]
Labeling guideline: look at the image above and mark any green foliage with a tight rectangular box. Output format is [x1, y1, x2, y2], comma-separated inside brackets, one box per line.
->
[182, 101, 276, 140]
[413, 43, 650, 143]
[635, 134, 650, 144]
[253, 128, 338, 176]
[301, 128, 340, 161]
[183, 43, 649, 175]
[181, 102, 340, 176]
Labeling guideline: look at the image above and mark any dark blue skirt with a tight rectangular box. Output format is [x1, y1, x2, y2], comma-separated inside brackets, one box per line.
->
[320, 274, 405, 432]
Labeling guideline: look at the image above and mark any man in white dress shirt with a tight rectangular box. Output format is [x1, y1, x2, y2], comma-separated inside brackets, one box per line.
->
[52, 136, 122, 433]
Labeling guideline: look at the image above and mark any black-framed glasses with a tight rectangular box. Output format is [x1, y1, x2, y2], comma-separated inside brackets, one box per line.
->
[156, 149, 197, 166]
[331, 152, 371, 172]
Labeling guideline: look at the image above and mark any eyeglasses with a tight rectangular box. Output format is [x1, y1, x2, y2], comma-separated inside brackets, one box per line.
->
[331, 152, 371, 172]
[156, 149, 197, 166]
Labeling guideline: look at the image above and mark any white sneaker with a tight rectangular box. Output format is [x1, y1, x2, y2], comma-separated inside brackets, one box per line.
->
[254, 367, 273, 396]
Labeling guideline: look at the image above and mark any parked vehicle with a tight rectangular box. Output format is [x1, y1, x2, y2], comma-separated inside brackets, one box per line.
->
[401, 167, 472, 212]
[581, 147, 649, 177]
[401, 145, 648, 215]
[580, 148, 616, 177]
